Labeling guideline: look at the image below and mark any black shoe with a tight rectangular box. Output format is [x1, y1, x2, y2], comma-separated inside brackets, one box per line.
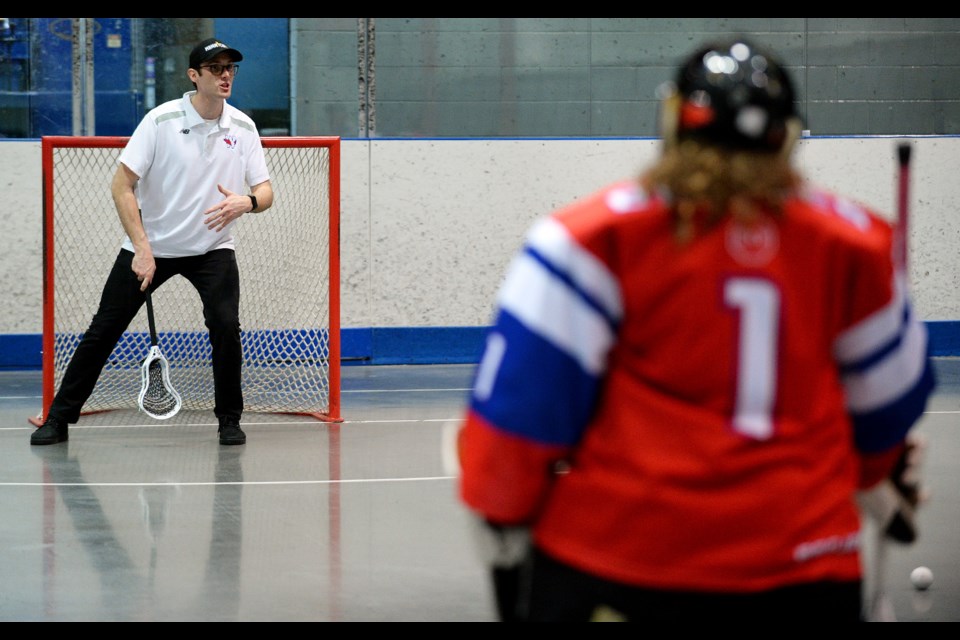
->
[31, 417, 68, 446]
[218, 417, 246, 445]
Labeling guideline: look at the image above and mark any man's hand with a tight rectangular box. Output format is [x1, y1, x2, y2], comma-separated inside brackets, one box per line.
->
[202, 184, 253, 232]
[132, 247, 156, 292]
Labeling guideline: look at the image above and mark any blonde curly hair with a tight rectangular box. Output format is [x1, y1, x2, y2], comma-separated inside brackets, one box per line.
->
[641, 139, 802, 244]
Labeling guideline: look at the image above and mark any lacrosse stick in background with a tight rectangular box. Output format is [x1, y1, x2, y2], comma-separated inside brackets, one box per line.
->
[895, 142, 912, 271]
[862, 142, 921, 622]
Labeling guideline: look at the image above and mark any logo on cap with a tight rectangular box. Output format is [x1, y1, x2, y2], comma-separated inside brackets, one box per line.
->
[205, 41, 227, 52]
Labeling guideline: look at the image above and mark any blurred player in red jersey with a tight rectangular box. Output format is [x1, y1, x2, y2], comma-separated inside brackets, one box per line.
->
[454, 38, 936, 622]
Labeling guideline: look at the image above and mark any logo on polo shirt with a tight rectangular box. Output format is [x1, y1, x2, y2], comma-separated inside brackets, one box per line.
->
[223, 135, 238, 149]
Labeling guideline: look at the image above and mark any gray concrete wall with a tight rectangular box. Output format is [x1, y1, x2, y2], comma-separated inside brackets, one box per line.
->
[293, 18, 960, 138]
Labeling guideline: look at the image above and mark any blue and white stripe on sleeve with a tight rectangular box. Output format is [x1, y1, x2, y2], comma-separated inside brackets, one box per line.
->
[834, 272, 936, 452]
[469, 217, 624, 446]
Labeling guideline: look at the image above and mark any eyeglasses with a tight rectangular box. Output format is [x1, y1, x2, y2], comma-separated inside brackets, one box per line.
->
[199, 63, 239, 76]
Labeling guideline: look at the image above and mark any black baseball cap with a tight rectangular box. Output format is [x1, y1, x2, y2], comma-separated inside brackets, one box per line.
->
[189, 38, 243, 69]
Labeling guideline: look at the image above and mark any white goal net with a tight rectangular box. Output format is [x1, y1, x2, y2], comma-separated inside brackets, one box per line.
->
[39, 136, 341, 422]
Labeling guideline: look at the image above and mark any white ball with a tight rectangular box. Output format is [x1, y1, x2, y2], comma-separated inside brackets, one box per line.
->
[910, 566, 934, 591]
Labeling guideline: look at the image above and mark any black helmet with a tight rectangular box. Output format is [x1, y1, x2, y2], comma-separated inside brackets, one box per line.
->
[666, 38, 800, 152]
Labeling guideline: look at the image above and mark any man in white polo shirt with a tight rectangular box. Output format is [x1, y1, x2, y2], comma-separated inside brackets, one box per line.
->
[31, 37, 273, 447]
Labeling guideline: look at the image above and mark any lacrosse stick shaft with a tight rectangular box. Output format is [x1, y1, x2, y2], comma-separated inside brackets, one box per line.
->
[867, 142, 914, 622]
[145, 289, 158, 347]
[896, 143, 911, 271]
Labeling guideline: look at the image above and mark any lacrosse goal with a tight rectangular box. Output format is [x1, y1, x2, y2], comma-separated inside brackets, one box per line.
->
[36, 135, 341, 423]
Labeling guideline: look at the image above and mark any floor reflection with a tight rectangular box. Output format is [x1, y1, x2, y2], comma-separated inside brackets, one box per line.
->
[32, 442, 246, 620]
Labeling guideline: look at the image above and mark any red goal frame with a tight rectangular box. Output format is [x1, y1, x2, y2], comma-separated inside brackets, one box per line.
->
[36, 135, 341, 423]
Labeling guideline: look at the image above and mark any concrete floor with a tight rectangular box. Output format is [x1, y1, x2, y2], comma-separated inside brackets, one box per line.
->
[0, 360, 957, 622]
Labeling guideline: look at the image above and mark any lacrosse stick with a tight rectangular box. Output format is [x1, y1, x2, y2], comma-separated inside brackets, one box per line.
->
[138, 289, 182, 420]
[864, 142, 914, 622]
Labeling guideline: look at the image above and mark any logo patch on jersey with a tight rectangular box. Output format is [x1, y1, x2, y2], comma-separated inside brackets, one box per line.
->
[222, 135, 238, 149]
[725, 219, 779, 266]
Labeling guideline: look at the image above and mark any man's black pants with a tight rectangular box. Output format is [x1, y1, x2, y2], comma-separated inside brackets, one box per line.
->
[48, 248, 242, 423]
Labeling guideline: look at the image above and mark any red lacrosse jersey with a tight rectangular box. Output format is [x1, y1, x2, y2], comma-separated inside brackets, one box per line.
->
[458, 180, 935, 592]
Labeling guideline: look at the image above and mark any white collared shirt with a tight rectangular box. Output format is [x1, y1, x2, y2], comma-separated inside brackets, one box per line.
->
[119, 91, 270, 257]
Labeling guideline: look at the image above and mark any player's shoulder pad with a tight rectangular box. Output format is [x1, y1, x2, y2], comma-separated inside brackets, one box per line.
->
[797, 187, 886, 234]
[603, 181, 655, 215]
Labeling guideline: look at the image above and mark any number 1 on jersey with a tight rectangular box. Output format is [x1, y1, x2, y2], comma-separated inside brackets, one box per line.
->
[725, 277, 780, 441]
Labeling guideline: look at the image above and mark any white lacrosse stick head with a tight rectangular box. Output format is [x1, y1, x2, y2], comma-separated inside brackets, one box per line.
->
[138, 345, 183, 420]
